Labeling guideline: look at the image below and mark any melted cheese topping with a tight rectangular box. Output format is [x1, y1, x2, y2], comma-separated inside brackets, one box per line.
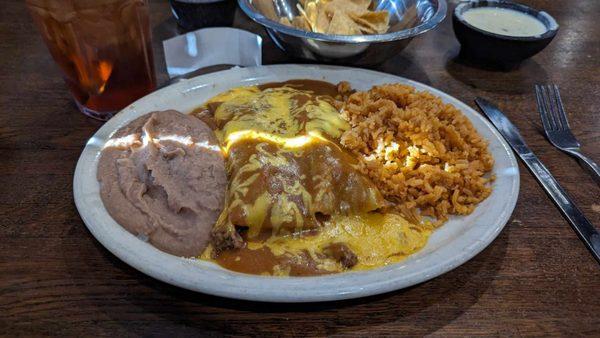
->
[263, 213, 432, 271]
[208, 85, 384, 239]
[209, 86, 350, 145]
[201, 213, 432, 274]
[225, 141, 316, 237]
[199, 82, 433, 275]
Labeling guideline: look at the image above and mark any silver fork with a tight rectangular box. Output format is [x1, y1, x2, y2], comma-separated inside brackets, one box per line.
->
[535, 84, 600, 185]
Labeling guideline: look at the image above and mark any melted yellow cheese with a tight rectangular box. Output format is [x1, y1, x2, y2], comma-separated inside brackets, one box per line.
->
[209, 86, 357, 238]
[207, 86, 350, 146]
[200, 85, 430, 275]
[201, 213, 433, 273]
[225, 141, 316, 237]
[264, 213, 432, 271]
[222, 130, 328, 154]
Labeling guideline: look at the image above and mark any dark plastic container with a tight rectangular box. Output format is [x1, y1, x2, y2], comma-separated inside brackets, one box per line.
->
[170, 0, 237, 31]
[453, 0, 559, 67]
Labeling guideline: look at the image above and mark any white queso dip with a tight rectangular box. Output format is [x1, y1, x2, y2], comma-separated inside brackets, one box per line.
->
[462, 7, 547, 37]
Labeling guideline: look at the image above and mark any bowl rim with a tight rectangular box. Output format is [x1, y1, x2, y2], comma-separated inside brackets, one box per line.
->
[237, 0, 448, 43]
[453, 0, 559, 41]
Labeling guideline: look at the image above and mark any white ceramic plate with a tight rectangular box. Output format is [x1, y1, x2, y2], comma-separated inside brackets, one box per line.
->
[74, 64, 519, 303]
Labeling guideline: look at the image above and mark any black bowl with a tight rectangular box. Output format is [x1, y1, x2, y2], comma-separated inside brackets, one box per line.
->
[452, 0, 558, 67]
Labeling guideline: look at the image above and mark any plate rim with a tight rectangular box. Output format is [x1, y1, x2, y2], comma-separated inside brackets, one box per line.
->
[73, 64, 520, 303]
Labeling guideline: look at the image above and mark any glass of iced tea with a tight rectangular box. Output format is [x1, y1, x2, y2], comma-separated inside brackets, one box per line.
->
[26, 0, 156, 120]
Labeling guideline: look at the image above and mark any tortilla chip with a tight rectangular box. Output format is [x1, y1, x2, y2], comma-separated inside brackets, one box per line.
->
[296, 3, 315, 31]
[327, 10, 362, 35]
[314, 2, 331, 33]
[254, 0, 278, 21]
[325, 0, 368, 16]
[279, 17, 292, 27]
[349, 11, 389, 34]
[304, 1, 319, 28]
[292, 16, 311, 31]
[293, 0, 389, 35]
[350, 0, 372, 10]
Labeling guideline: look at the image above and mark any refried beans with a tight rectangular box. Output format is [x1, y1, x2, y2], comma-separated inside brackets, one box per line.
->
[97, 110, 227, 257]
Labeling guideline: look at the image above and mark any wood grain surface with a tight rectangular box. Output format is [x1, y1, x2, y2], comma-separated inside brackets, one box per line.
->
[1, 0, 599, 336]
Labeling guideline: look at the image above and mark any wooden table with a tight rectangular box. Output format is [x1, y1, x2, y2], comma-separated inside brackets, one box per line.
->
[2, 0, 599, 336]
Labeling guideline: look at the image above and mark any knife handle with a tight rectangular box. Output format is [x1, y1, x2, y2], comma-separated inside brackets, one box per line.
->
[521, 153, 600, 264]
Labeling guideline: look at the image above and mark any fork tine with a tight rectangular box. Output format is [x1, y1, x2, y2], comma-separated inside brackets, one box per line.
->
[536, 85, 555, 131]
[552, 84, 571, 130]
[543, 85, 562, 130]
[545, 85, 564, 130]
[540, 85, 558, 130]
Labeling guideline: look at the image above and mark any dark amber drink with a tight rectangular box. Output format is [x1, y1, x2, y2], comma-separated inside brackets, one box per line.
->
[27, 0, 156, 120]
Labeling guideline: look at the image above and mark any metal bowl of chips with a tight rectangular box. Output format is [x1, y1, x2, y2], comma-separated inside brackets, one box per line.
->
[238, 0, 447, 65]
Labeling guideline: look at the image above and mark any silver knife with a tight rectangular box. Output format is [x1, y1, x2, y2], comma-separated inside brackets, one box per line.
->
[475, 98, 600, 265]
